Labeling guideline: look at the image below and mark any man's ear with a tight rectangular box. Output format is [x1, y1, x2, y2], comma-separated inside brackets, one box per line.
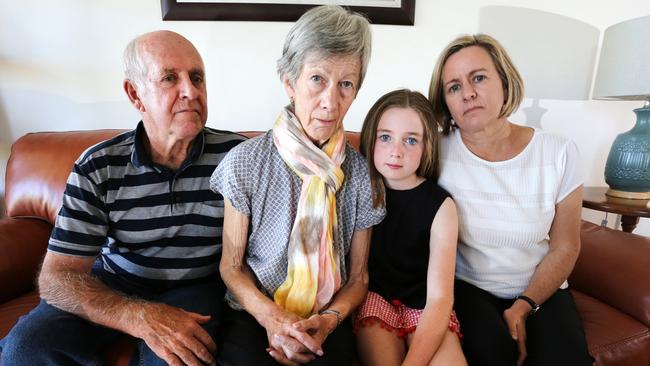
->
[124, 79, 145, 112]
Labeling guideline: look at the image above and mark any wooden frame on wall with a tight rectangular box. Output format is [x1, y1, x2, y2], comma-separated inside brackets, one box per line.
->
[160, 1, 416, 25]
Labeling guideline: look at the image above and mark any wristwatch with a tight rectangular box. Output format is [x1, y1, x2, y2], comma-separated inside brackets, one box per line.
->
[515, 295, 540, 315]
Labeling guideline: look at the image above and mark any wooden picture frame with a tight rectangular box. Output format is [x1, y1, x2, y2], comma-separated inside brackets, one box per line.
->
[160, 0, 416, 25]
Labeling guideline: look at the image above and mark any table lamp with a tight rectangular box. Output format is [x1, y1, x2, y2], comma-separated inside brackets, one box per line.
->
[592, 15, 650, 199]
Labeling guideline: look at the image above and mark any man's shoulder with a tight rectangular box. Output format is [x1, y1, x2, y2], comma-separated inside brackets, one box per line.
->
[203, 127, 248, 143]
[77, 129, 136, 166]
[202, 127, 249, 155]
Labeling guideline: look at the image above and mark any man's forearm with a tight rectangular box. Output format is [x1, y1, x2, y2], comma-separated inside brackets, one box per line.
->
[39, 269, 146, 334]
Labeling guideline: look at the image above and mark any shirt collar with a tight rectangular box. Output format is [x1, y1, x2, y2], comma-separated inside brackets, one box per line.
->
[131, 121, 205, 171]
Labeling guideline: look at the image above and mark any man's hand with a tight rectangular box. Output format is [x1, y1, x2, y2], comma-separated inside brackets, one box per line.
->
[133, 302, 216, 366]
[38, 253, 216, 365]
[263, 310, 323, 365]
[503, 301, 531, 366]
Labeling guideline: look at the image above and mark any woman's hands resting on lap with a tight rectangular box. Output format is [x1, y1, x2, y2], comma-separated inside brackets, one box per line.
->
[264, 308, 337, 365]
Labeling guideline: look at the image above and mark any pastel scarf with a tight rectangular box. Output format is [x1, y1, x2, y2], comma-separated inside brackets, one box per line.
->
[272, 107, 346, 318]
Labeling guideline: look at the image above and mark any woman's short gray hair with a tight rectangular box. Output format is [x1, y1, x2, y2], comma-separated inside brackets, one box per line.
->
[123, 35, 147, 88]
[277, 5, 372, 91]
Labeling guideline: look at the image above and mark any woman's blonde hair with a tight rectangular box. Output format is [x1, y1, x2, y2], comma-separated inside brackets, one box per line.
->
[360, 89, 440, 208]
[428, 34, 524, 135]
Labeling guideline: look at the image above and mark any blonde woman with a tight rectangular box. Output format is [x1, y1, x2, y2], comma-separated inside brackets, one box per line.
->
[429, 34, 593, 366]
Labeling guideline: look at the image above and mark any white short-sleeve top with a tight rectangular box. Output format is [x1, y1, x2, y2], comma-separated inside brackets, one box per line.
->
[438, 128, 582, 298]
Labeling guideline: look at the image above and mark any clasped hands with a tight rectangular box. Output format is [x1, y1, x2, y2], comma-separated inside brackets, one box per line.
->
[265, 311, 338, 366]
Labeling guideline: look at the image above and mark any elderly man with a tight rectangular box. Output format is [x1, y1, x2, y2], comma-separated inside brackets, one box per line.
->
[0, 30, 244, 365]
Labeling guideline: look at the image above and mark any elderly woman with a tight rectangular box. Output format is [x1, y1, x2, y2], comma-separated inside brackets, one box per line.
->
[428, 34, 593, 366]
[210, 5, 384, 366]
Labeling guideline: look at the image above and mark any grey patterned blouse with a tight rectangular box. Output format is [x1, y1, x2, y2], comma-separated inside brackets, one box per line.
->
[210, 131, 386, 310]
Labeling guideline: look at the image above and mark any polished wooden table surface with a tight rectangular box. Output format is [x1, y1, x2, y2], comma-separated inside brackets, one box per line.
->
[582, 186, 650, 233]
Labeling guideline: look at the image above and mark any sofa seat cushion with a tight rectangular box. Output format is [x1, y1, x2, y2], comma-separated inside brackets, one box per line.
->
[572, 290, 650, 366]
[0, 291, 39, 338]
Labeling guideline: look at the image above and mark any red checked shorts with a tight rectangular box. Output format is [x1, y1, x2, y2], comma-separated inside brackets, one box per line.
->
[354, 291, 462, 339]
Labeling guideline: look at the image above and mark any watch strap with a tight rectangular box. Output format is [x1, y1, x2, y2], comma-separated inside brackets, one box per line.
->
[515, 295, 540, 314]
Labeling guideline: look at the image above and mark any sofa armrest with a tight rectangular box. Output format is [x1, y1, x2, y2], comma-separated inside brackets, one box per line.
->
[569, 220, 650, 327]
[0, 218, 52, 303]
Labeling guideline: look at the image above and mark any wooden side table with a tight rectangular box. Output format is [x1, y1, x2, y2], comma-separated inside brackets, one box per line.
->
[582, 186, 650, 233]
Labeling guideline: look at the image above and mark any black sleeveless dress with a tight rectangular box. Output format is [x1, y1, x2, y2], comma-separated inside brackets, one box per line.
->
[367, 179, 450, 309]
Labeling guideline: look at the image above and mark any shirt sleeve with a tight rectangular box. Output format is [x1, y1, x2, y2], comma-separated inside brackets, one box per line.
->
[349, 149, 386, 231]
[48, 157, 109, 257]
[210, 143, 252, 216]
[556, 139, 584, 203]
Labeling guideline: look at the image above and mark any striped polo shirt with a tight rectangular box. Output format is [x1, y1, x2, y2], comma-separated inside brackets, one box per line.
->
[48, 122, 245, 286]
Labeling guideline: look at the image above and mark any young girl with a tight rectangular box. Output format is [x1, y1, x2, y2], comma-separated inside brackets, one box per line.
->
[356, 89, 466, 366]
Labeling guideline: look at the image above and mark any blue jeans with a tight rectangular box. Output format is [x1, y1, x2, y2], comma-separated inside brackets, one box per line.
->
[0, 267, 225, 366]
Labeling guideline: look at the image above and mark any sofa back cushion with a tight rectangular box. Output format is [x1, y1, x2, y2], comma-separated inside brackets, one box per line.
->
[5, 129, 361, 224]
[5, 130, 126, 223]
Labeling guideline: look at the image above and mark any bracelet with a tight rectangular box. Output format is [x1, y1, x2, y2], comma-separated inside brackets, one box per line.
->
[319, 309, 342, 329]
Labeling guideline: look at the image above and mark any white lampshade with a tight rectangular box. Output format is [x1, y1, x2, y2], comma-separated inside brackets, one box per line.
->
[592, 15, 650, 100]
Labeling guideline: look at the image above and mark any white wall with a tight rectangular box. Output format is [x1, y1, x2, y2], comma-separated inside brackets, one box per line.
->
[1, 0, 649, 233]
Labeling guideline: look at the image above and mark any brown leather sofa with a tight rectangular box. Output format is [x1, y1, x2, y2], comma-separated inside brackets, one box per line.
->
[1, 130, 649, 365]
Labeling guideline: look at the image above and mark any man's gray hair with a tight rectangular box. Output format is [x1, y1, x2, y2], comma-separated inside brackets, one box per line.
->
[277, 5, 372, 90]
[123, 35, 147, 88]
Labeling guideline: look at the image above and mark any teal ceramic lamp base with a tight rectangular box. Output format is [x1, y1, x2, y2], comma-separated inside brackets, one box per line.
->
[604, 102, 650, 200]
